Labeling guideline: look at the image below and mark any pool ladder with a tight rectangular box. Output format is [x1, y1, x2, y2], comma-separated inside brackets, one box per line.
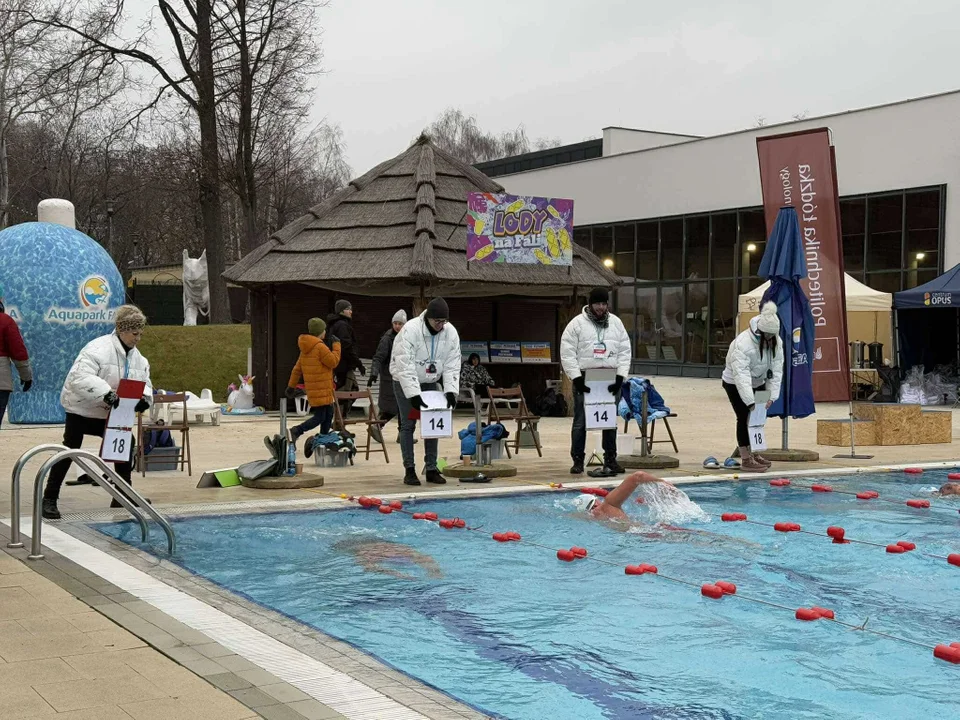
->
[7, 444, 176, 559]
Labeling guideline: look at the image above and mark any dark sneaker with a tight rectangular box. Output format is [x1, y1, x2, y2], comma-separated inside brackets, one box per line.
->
[303, 437, 315, 459]
[287, 427, 302, 448]
[425, 469, 447, 484]
[41, 498, 61, 520]
[403, 468, 421, 485]
[570, 463, 584, 475]
[608, 461, 626, 474]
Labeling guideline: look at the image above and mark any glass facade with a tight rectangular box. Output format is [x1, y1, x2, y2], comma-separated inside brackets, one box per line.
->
[575, 186, 945, 373]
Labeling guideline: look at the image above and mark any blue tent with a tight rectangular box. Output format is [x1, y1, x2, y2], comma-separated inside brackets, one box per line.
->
[759, 207, 816, 420]
[894, 263, 960, 371]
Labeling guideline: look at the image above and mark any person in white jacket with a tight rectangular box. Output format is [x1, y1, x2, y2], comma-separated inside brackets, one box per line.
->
[42, 305, 154, 519]
[721, 301, 784, 473]
[390, 297, 460, 486]
[560, 287, 632, 477]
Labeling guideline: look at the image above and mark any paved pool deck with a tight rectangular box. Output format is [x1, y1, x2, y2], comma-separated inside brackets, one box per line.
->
[1, 377, 958, 719]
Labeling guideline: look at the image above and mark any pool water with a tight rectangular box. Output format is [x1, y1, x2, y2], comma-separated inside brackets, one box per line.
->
[97, 472, 960, 720]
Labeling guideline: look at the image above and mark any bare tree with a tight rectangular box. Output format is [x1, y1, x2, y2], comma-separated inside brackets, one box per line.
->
[422, 108, 560, 164]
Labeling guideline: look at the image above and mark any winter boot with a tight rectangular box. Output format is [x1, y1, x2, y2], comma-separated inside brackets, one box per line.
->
[425, 469, 447, 484]
[303, 436, 316, 459]
[403, 468, 421, 486]
[608, 460, 626, 474]
[42, 498, 61, 520]
[739, 447, 767, 473]
[570, 461, 584, 475]
[753, 452, 772, 468]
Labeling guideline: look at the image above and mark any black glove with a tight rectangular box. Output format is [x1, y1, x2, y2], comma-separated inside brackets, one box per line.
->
[357, 362, 366, 376]
[572, 376, 588, 394]
[445, 392, 457, 409]
[285, 386, 297, 399]
[411, 395, 427, 410]
[367, 374, 378, 387]
[135, 396, 150, 413]
[103, 391, 120, 408]
[608, 375, 624, 397]
[21, 380, 31, 392]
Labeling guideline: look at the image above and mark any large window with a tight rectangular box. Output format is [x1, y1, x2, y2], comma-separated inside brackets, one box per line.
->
[575, 185, 944, 367]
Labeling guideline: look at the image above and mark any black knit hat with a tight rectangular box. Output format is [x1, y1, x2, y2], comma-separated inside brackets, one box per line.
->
[334, 299, 351, 315]
[425, 297, 449, 319]
[588, 287, 609, 305]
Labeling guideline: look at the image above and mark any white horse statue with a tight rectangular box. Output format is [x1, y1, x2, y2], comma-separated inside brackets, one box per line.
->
[182, 249, 210, 326]
[227, 374, 255, 410]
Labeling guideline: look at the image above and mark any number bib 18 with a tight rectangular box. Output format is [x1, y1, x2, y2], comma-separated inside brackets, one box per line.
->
[585, 403, 618, 430]
[421, 409, 453, 439]
[748, 424, 767, 452]
[101, 428, 132, 462]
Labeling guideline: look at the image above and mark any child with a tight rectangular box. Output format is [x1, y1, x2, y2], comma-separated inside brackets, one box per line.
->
[286, 317, 341, 456]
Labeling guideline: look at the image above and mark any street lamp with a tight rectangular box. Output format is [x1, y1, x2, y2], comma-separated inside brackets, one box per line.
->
[603, 257, 614, 269]
[746, 243, 757, 252]
[105, 199, 115, 257]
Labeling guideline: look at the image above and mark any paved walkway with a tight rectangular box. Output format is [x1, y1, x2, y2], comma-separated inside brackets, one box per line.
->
[1, 376, 957, 719]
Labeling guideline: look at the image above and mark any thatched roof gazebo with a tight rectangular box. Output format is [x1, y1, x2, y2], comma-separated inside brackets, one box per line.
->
[224, 135, 617, 296]
[226, 135, 619, 409]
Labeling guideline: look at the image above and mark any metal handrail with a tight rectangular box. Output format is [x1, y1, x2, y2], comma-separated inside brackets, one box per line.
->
[8, 444, 69, 549]
[27, 448, 176, 559]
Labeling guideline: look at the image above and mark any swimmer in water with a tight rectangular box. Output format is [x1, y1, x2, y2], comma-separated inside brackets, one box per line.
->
[571, 470, 667, 521]
[334, 537, 442, 580]
[939, 482, 960, 496]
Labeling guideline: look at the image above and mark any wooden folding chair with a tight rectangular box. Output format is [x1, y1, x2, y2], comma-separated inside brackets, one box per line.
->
[333, 390, 390, 463]
[621, 412, 680, 454]
[137, 393, 192, 476]
[487, 387, 542, 458]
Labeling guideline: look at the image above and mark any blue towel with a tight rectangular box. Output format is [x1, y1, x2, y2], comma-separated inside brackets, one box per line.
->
[618, 377, 671, 429]
[458, 422, 508, 456]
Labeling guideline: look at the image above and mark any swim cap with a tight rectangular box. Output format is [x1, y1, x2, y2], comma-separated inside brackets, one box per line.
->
[571, 494, 598, 513]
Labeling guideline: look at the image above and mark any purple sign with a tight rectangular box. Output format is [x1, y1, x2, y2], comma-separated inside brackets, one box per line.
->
[466, 192, 574, 265]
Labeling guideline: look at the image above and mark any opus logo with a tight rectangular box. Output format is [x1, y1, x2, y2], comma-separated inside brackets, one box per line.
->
[924, 292, 952, 306]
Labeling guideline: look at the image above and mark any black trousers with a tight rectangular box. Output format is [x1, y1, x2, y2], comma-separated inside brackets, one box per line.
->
[571, 389, 617, 464]
[0, 390, 9, 431]
[45, 412, 133, 500]
[723, 381, 765, 449]
[292, 404, 334, 437]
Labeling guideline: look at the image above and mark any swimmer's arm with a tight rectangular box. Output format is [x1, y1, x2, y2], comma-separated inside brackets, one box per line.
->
[604, 471, 661, 508]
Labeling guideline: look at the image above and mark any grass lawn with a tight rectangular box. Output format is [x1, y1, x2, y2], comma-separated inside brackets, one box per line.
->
[139, 324, 251, 402]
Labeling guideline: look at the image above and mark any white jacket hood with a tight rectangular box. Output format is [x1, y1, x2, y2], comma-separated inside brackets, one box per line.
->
[60, 333, 153, 419]
[560, 306, 632, 380]
[389, 312, 461, 399]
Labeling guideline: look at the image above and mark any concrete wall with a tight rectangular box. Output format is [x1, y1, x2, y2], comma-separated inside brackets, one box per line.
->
[602, 128, 699, 156]
[503, 91, 960, 267]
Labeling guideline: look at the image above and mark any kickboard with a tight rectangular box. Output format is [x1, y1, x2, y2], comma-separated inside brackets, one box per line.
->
[197, 467, 241, 488]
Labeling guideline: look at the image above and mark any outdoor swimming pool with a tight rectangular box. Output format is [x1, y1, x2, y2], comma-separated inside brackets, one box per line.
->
[96, 472, 960, 720]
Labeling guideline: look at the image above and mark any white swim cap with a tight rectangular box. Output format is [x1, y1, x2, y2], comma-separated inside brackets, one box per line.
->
[571, 493, 598, 513]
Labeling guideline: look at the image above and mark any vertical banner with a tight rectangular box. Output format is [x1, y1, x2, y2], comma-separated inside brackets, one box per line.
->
[757, 128, 850, 402]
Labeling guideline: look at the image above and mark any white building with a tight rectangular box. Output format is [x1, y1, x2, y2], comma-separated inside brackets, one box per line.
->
[481, 90, 956, 376]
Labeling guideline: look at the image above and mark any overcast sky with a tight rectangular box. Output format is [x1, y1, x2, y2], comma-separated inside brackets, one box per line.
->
[314, 0, 960, 174]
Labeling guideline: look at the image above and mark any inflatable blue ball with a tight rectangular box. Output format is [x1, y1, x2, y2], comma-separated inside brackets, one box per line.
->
[0, 221, 123, 423]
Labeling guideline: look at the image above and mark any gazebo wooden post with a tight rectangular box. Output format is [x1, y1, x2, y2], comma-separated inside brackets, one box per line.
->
[558, 288, 580, 415]
[412, 285, 428, 315]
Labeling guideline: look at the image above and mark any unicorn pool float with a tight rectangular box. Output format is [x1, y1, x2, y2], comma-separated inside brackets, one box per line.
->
[222, 374, 265, 415]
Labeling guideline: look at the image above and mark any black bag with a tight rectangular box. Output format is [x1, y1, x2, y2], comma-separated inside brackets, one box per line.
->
[534, 388, 567, 417]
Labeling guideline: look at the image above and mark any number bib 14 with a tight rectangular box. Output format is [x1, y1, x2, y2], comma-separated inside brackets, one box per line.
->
[421, 409, 453, 439]
[585, 403, 618, 430]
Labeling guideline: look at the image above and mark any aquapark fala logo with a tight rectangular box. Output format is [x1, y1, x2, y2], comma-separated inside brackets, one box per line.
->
[46, 275, 117, 325]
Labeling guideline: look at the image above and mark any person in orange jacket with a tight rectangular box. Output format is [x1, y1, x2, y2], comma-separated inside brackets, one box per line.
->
[286, 317, 341, 455]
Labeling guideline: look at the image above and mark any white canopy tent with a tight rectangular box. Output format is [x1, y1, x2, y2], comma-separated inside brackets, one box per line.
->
[737, 274, 894, 360]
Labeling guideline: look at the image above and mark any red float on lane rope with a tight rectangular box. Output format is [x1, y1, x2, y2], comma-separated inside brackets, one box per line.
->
[934, 644, 960, 664]
[886, 544, 906, 554]
[492, 532, 509, 542]
[378, 505, 392, 514]
[811, 606, 835, 619]
[796, 607, 821, 621]
[906, 499, 930, 509]
[412, 513, 425, 520]
[904, 467, 923, 474]
[856, 492, 877, 500]
[557, 549, 576, 562]
[389, 500, 403, 510]
[715, 581, 737, 595]
[570, 546, 588, 558]
[769, 479, 791, 487]
[625, 563, 658, 575]
[774, 522, 801, 532]
[948, 554, 960, 567]
[506, 531, 521, 541]
[948, 472, 960, 481]
[811, 484, 833, 493]
[701, 584, 724, 599]
[897, 541, 916, 551]
[721, 512, 747, 522]
[423, 512, 438, 521]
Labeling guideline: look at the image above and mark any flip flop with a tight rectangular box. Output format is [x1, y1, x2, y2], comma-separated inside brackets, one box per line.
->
[459, 474, 492, 483]
[723, 457, 741, 469]
[702, 456, 721, 470]
[587, 466, 615, 478]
